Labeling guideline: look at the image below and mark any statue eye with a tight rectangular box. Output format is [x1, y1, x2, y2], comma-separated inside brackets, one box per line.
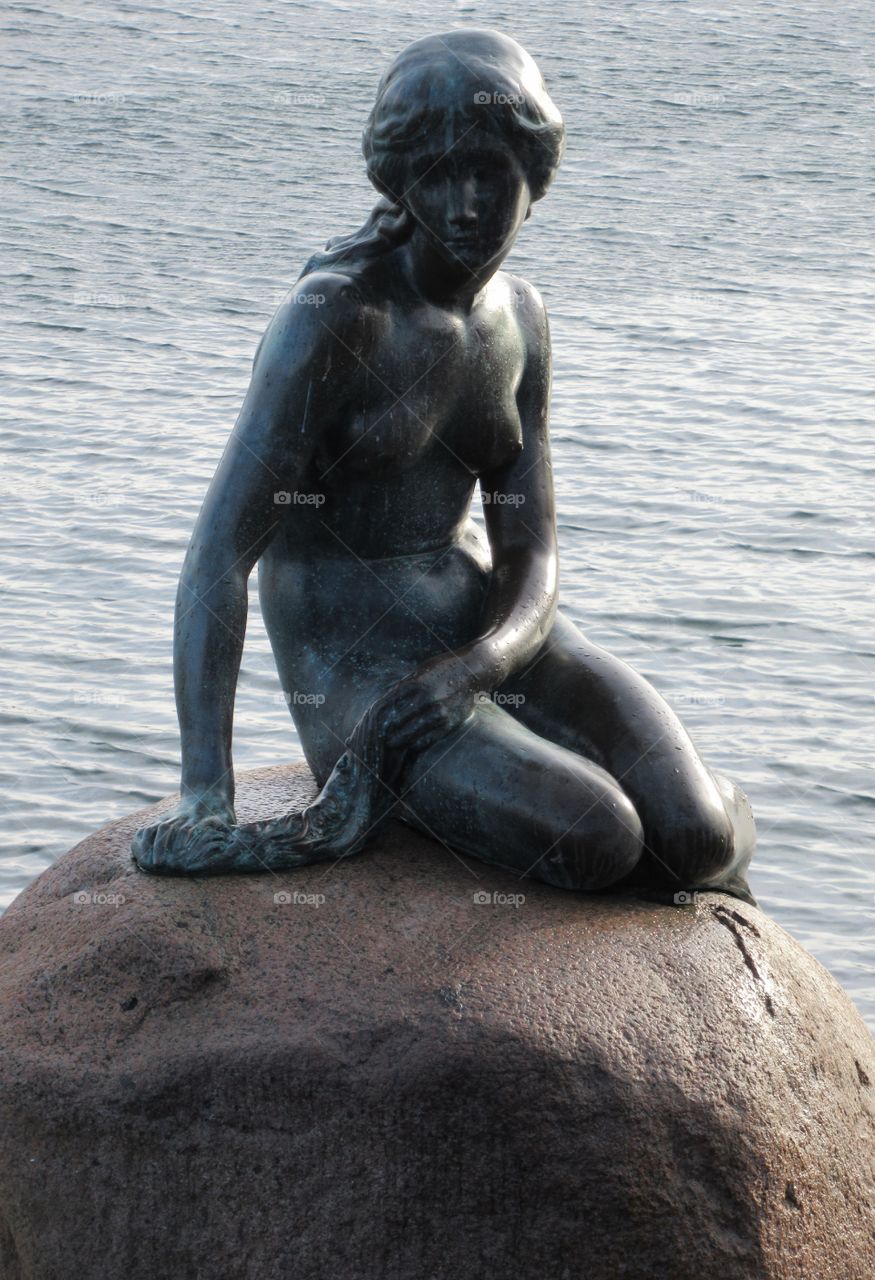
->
[413, 155, 449, 184]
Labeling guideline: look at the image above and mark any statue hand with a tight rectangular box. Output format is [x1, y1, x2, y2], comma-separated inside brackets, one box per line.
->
[132, 794, 237, 874]
[376, 657, 478, 755]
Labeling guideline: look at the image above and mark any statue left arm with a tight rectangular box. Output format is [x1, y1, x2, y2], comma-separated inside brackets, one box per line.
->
[378, 285, 559, 754]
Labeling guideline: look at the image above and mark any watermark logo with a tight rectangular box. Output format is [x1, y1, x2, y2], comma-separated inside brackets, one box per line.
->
[274, 490, 326, 506]
[673, 693, 726, 708]
[477, 691, 525, 709]
[274, 90, 325, 108]
[73, 691, 124, 707]
[273, 889, 326, 906]
[687, 490, 727, 507]
[269, 290, 327, 310]
[672, 91, 724, 108]
[72, 292, 128, 307]
[74, 489, 127, 507]
[481, 490, 525, 507]
[473, 890, 525, 908]
[279, 689, 326, 707]
[72, 92, 127, 107]
[73, 890, 126, 907]
[473, 90, 525, 106]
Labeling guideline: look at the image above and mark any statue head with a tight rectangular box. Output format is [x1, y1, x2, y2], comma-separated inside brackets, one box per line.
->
[299, 28, 564, 280]
[363, 28, 566, 207]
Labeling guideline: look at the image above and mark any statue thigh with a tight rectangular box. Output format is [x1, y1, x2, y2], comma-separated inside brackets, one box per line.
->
[498, 610, 745, 888]
[395, 696, 644, 891]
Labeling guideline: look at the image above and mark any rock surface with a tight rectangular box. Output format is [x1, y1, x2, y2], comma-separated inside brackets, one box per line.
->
[0, 763, 872, 1279]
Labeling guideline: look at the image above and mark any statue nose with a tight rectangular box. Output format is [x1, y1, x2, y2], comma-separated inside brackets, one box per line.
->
[448, 176, 479, 228]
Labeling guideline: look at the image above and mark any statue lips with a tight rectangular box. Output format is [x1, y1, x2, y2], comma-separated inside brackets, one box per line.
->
[445, 234, 491, 263]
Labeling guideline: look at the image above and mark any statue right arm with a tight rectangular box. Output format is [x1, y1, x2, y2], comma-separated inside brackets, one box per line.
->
[145, 276, 363, 846]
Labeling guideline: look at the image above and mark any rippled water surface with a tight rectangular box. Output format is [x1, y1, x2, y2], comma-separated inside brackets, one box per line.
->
[2, 1, 873, 1025]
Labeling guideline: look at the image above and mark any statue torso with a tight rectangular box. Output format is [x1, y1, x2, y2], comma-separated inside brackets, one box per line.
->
[258, 266, 535, 687]
[270, 268, 529, 561]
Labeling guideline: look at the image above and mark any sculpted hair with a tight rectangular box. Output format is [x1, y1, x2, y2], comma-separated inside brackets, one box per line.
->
[297, 27, 565, 281]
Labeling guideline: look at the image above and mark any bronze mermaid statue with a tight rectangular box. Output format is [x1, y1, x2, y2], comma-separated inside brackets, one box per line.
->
[132, 27, 757, 905]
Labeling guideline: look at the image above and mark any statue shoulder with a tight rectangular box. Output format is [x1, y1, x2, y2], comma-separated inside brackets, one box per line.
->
[281, 269, 368, 321]
[501, 272, 548, 331]
[253, 270, 374, 370]
[499, 272, 550, 370]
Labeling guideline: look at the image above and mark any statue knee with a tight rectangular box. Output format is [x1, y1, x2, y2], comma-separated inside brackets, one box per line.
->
[538, 787, 644, 892]
[653, 802, 735, 886]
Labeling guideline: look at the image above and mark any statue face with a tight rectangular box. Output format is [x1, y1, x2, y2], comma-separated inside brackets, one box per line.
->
[401, 130, 532, 275]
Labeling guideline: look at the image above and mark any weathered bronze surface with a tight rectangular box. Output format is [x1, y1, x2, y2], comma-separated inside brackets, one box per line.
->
[132, 28, 756, 904]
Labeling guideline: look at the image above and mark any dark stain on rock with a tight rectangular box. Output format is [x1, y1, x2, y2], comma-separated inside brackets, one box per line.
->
[784, 1181, 802, 1210]
[855, 1059, 871, 1087]
[437, 984, 465, 1014]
